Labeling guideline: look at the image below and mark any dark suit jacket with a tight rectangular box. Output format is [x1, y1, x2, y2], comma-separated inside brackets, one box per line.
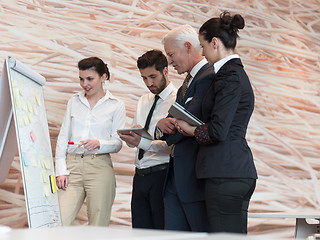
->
[163, 63, 215, 203]
[195, 58, 257, 179]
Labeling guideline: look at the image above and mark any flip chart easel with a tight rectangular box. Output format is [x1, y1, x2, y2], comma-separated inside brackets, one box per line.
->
[0, 56, 61, 228]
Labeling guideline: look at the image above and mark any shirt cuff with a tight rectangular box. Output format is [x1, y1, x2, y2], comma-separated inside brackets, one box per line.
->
[138, 137, 152, 151]
[55, 158, 70, 176]
[155, 127, 164, 140]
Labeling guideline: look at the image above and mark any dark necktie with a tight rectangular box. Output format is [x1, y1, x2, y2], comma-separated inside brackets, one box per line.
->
[181, 73, 192, 98]
[138, 95, 160, 160]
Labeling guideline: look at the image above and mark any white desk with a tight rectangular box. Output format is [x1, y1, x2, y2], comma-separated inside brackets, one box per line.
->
[249, 212, 320, 239]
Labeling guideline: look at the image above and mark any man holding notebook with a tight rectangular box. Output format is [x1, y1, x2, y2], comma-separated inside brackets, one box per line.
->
[117, 50, 176, 229]
[156, 24, 214, 232]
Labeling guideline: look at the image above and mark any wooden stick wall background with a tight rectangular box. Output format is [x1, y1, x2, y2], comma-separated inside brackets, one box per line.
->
[0, 0, 319, 238]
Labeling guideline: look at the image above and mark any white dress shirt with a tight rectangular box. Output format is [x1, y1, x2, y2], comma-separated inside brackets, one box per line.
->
[130, 82, 177, 169]
[55, 90, 126, 176]
[187, 58, 208, 88]
[213, 54, 240, 73]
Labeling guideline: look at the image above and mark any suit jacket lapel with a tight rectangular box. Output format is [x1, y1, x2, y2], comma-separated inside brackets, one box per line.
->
[183, 63, 212, 103]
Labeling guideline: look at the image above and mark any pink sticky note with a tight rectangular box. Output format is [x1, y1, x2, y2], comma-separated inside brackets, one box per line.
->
[30, 130, 37, 142]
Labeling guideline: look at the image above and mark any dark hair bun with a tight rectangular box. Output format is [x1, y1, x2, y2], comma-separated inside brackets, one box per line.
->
[220, 11, 244, 36]
[231, 14, 245, 30]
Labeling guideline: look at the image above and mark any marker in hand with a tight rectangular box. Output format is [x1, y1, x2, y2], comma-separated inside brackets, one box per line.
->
[68, 141, 84, 148]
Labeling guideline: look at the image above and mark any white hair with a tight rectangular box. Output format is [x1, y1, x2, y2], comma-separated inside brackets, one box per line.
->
[162, 24, 201, 52]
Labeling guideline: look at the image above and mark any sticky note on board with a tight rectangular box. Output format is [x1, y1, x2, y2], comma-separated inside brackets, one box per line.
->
[13, 87, 20, 98]
[12, 80, 18, 88]
[17, 116, 24, 127]
[14, 96, 22, 109]
[44, 183, 51, 197]
[28, 113, 34, 123]
[23, 115, 30, 125]
[27, 100, 33, 113]
[40, 156, 52, 170]
[30, 153, 37, 167]
[35, 93, 41, 106]
[22, 101, 28, 112]
[30, 130, 37, 142]
[32, 103, 38, 115]
[49, 175, 57, 193]
[21, 155, 28, 166]
[24, 167, 30, 182]
[41, 171, 49, 183]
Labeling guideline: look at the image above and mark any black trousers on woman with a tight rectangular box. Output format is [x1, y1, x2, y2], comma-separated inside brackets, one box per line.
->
[205, 178, 256, 233]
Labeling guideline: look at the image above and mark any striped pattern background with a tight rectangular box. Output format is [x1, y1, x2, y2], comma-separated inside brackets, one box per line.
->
[0, 0, 319, 238]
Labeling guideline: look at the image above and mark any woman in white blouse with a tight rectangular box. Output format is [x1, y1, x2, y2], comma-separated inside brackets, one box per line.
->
[55, 57, 126, 226]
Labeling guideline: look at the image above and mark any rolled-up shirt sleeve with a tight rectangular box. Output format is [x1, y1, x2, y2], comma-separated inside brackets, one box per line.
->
[55, 99, 72, 176]
[98, 100, 125, 153]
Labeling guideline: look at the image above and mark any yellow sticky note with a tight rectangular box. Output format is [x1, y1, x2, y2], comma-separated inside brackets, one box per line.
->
[44, 183, 51, 197]
[35, 93, 41, 106]
[27, 100, 33, 113]
[28, 113, 33, 123]
[45, 157, 52, 170]
[41, 171, 48, 183]
[22, 101, 28, 112]
[13, 88, 20, 98]
[49, 175, 57, 194]
[24, 167, 29, 182]
[30, 153, 37, 166]
[39, 156, 45, 169]
[23, 115, 30, 125]
[17, 116, 24, 127]
[39, 156, 51, 170]
[14, 96, 21, 109]
[11, 80, 18, 88]
[32, 103, 38, 115]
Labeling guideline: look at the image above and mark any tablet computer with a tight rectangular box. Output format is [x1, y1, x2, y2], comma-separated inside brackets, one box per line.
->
[118, 127, 153, 140]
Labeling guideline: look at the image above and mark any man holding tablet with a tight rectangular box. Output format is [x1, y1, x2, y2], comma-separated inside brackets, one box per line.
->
[117, 50, 176, 229]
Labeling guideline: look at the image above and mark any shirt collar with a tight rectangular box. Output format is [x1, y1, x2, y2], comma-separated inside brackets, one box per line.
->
[214, 54, 239, 73]
[158, 82, 175, 101]
[189, 58, 208, 79]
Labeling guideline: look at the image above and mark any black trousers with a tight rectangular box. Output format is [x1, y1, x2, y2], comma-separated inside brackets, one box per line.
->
[131, 168, 167, 229]
[205, 178, 256, 233]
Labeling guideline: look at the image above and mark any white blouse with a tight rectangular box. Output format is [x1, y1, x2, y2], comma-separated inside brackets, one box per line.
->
[55, 90, 125, 176]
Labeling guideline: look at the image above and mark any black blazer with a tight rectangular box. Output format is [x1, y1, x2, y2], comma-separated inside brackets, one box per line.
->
[163, 63, 214, 203]
[196, 58, 257, 179]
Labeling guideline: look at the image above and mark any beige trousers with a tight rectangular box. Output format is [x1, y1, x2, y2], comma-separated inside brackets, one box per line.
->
[58, 153, 116, 226]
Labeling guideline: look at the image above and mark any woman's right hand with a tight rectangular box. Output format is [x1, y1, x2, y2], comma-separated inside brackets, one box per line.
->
[175, 120, 196, 136]
[56, 175, 68, 190]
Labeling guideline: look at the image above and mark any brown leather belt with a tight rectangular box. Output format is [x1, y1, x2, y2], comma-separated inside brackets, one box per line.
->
[135, 163, 169, 176]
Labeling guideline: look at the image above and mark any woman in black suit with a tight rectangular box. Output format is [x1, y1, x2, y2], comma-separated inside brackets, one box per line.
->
[176, 11, 257, 234]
